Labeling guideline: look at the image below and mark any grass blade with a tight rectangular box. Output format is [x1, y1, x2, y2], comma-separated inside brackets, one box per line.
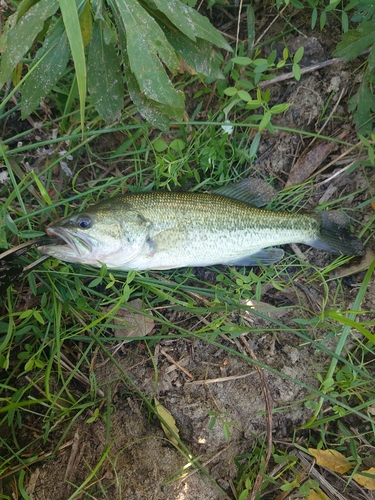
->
[302, 256, 375, 428]
[58, 0, 87, 133]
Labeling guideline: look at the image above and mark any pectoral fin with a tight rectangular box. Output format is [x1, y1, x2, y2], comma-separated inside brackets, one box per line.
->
[148, 227, 185, 254]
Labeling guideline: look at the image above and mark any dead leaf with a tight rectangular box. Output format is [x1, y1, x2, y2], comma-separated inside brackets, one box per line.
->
[353, 468, 375, 490]
[104, 299, 154, 341]
[308, 448, 353, 474]
[177, 56, 197, 75]
[241, 299, 289, 320]
[154, 397, 180, 446]
[330, 247, 375, 280]
[308, 489, 329, 500]
[286, 141, 337, 187]
[26, 467, 40, 495]
[367, 403, 375, 416]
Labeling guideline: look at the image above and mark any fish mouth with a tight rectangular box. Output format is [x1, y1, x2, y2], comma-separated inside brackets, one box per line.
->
[42, 227, 94, 258]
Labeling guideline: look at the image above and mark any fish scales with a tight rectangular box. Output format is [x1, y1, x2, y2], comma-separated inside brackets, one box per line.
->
[101, 192, 318, 269]
[38, 187, 364, 270]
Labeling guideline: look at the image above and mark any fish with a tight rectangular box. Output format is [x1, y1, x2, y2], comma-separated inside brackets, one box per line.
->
[38, 179, 364, 270]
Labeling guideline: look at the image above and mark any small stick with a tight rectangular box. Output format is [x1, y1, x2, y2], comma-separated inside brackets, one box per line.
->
[0, 439, 74, 480]
[64, 430, 81, 481]
[186, 371, 256, 385]
[0, 240, 39, 260]
[160, 348, 194, 380]
[259, 49, 371, 88]
[259, 57, 347, 88]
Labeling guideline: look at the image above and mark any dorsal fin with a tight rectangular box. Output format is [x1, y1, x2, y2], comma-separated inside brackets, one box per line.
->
[212, 178, 277, 207]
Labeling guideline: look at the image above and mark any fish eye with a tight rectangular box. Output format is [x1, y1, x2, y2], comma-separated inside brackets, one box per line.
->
[76, 215, 93, 230]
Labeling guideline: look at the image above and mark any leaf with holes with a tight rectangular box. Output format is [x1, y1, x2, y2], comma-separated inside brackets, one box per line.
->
[0, 0, 59, 87]
[110, 0, 182, 107]
[87, 21, 124, 121]
[21, 20, 70, 119]
[152, 0, 231, 50]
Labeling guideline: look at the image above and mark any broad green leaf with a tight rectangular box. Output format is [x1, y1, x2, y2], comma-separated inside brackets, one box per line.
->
[270, 103, 290, 114]
[113, 0, 179, 75]
[87, 21, 124, 121]
[25, 358, 35, 371]
[324, 0, 340, 12]
[292, 62, 301, 81]
[334, 21, 375, 61]
[231, 56, 252, 66]
[320, 10, 327, 30]
[5, 213, 18, 234]
[368, 42, 375, 71]
[237, 90, 251, 102]
[267, 50, 277, 65]
[169, 139, 185, 151]
[311, 7, 317, 29]
[16, 0, 42, 22]
[153, 139, 168, 152]
[341, 10, 349, 32]
[293, 46, 304, 64]
[109, 0, 179, 128]
[33, 310, 45, 324]
[166, 31, 224, 80]
[123, 55, 171, 130]
[110, 0, 183, 109]
[21, 20, 70, 119]
[249, 131, 261, 158]
[0, 0, 59, 87]
[59, 0, 87, 132]
[245, 101, 262, 110]
[349, 79, 375, 134]
[127, 71, 171, 130]
[224, 87, 238, 97]
[91, 0, 105, 20]
[258, 110, 272, 132]
[150, 0, 231, 50]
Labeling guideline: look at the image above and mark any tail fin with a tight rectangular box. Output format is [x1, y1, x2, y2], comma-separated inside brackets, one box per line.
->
[311, 211, 364, 256]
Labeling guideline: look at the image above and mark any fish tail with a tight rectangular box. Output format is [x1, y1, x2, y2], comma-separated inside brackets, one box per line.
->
[310, 211, 364, 256]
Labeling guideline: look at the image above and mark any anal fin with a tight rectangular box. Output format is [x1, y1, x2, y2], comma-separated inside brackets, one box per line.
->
[225, 248, 284, 266]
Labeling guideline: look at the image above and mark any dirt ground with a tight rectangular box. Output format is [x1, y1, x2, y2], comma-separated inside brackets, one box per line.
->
[2, 3, 375, 500]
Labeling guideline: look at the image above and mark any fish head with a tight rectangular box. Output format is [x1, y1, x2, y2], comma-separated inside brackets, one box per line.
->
[38, 202, 152, 268]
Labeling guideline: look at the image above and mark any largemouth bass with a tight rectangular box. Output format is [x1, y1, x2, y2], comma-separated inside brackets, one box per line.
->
[38, 181, 364, 270]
